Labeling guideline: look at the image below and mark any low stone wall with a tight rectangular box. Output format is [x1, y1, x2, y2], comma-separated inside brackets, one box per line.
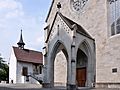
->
[0, 81, 7, 84]
[54, 82, 66, 86]
[0, 84, 42, 89]
[0, 87, 41, 90]
[96, 83, 120, 88]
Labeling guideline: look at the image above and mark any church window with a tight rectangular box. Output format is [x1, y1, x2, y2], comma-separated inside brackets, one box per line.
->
[39, 65, 42, 74]
[112, 68, 117, 73]
[116, 18, 120, 33]
[108, 0, 120, 36]
[71, 0, 88, 12]
[33, 65, 39, 74]
[111, 22, 115, 35]
[22, 67, 28, 76]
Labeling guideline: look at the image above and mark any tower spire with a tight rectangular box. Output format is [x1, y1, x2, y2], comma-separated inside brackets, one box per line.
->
[17, 30, 25, 49]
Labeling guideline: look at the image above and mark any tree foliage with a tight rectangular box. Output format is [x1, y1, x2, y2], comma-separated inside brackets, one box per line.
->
[0, 54, 9, 82]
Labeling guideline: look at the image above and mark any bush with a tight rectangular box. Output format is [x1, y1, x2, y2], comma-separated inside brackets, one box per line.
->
[0, 55, 9, 82]
[0, 69, 7, 81]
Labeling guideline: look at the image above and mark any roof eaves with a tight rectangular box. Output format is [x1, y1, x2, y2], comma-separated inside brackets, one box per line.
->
[45, 12, 59, 43]
[76, 30, 94, 40]
[17, 60, 42, 64]
[59, 14, 94, 40]
[58, 13, 72, 29]
[45, 12, 94, 43]
[45, 0, 54, 22]
[45, 12, 73, 43]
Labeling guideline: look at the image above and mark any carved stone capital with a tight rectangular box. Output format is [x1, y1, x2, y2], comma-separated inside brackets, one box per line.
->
[72, 24, 77, 31]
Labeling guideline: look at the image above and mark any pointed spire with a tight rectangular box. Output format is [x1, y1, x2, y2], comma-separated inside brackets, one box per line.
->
[17, 30, 25, 49]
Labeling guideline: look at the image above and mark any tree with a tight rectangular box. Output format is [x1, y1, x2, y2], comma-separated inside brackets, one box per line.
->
[0, 56, 4, 68]
[0, 54, 9, 82]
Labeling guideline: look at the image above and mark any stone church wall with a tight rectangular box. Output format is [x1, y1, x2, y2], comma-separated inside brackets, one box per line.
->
[54, 51, 67, 86]
[46, 0, 120, 88]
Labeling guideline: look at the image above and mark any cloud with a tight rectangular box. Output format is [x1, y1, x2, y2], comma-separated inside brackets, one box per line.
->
[0, 0, 24, 31]
[6, 9, 24, 18]
[0, 0, 23, 18]
[0, 0, 45, 59]
[0, 0, 22, 9]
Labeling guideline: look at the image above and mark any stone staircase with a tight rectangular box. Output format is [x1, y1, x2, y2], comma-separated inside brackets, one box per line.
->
[27, 73, 43, 84]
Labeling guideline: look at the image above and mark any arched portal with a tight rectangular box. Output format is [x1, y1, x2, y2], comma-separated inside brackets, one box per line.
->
[54, 50, 67, 86]
[76, 40, 93, 87]
[50, 41, 69, 87]
[76, 49, 87, 87]
[43, 4, 96, 88]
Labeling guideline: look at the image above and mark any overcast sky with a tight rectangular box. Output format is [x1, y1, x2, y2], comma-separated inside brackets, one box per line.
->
[0, 0, 52, 62]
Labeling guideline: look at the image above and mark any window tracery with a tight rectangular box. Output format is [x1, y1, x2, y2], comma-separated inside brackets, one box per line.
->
[109, 0, 120, 36]
[108, 0, 117, 4]
[71, 0, 88, 12]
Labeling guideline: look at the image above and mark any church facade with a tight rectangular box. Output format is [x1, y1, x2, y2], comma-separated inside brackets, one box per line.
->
[43, 0, 120, 89]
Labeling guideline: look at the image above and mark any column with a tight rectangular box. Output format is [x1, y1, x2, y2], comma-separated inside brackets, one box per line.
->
[68, 24, 77, 90]
[42, 46, 51, 88]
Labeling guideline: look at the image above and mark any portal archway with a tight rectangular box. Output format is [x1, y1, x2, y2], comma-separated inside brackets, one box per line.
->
[76, 49, 87, 87]
[54, 51, 67, 86]
[43, 10, 96, 89]
[76, 40, 93, 87]
[50, 41, 69, 87]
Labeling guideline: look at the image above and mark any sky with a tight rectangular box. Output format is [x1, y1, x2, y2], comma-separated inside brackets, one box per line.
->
[0, 0, 52, 62]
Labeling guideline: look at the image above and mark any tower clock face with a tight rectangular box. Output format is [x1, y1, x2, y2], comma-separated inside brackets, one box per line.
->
[71, 0, 88, 12]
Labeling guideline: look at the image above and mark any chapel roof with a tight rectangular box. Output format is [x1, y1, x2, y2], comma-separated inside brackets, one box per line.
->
[13, 46, 43, 64]
[45, 0, 54, 22]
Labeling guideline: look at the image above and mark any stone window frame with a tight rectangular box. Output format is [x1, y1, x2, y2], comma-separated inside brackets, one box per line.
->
[22, 67, 28, 76]
[39, 65, 42, 74]
[112, 68, 117, 73]
[70, 0, 89, 13]
[111, 18, 120, 35]
[108, 0, 120, 36]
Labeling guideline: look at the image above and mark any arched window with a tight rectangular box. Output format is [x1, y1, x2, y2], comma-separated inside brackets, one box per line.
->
[108, 0, 120, 36]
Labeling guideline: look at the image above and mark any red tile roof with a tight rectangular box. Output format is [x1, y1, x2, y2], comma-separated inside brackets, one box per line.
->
[13, 47, 43, 64]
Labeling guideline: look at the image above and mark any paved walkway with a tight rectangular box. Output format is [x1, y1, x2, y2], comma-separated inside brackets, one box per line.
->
[0, 84, 119, 90]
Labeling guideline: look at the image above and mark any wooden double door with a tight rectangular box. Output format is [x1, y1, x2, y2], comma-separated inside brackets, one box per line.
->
[76, 67, 86, 87]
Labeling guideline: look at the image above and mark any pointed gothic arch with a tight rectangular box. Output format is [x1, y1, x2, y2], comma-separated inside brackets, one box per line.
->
[43, 10, 96, 89]
[50, 40, 69, 87]
[78, 39, 92, 57]
[76, 39, 95, 87]
[50, 40, 69, 62]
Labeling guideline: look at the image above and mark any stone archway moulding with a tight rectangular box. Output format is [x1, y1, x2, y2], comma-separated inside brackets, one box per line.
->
[49, 40, 69, 87]
[43, 11, 96, 90]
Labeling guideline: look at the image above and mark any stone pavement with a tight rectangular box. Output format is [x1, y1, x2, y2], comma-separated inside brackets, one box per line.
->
[0, 84, 120, 90]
